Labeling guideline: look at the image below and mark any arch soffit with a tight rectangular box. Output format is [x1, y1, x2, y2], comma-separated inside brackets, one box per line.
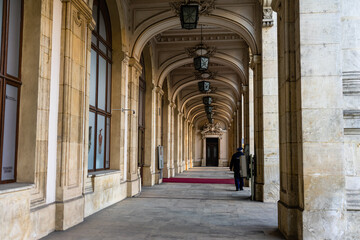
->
[158, 54, 246, 88]
[131, 12, 259, 62]
[171, 76, 240, 102]
[186, 102, 233, 119]
[180, 92, 236, 113]
[190, 108, 232, 123]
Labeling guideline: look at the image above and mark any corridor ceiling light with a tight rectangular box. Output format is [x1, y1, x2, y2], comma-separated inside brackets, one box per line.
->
[203, 96, 212, 105]
[207, 112, 213, 119]
[170, 0, 215, 29]
[208, 118, 214, 124]
[193, 25, 209, 71]
[198, 81, 210, 93]
[205, 105, 213, 113]
[180, 3, 199, 30]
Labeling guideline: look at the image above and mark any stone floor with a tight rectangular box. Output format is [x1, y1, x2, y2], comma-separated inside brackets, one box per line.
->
[43, 167, 284, 240]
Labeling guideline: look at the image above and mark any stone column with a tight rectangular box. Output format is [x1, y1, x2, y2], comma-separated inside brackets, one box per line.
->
[155, 86, 164, 183]
[126, 58, 142, 196]
[341, 1, 360, 238]
[174, 110, 180, 174]
[178, 112, 184, 173]
[202, 137, 206, 166]
[244, 89, 250, 150]
[189, 123, 194, 168]
[169, 102, 176, 177]
[249, 68, 255, 155]
[55, 0, 92, 230]
[273, 0, 345, 238]
[183, 119, 188, 170]
[260, 6, 280, 202]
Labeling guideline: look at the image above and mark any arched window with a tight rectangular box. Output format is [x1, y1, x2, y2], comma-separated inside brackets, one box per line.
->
[88, 0, 112, 171]
[0, 0, 23, 183]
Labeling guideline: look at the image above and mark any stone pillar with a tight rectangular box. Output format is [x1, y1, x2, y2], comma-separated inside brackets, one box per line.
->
[244, 89, 250, 150]
[259, 6, 280, 203]
[249, 68, 255, 155]
[55, 0, 92, 230]
[155, 86, 164, 184]
[189, 123, 194, 168]
[169, 102, 176, 177]
[142, 85, 157, 186]
[178, 112, 184, 173]
[202, 137, 206, 166]
[183, 119, 188, 170]
[341, 0, 360, 238]
[174, 110, 180, 174]
[273, 0, 345, 238]
[126, 58, 142, 196]
[163, 100, 170, 178]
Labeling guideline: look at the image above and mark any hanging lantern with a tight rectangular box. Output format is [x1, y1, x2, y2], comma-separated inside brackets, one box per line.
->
[208, 118, 214, 124]
[203, 96, 212, 105]
[205, 105, 213, 113]
[207, 112, 213, 119]
[180, 4, 199, 30]
[198, 81, 210, 93]
[194, 55, 209, 71]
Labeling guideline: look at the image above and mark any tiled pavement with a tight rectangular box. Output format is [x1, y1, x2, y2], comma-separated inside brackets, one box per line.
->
[43, 167, 284, 240]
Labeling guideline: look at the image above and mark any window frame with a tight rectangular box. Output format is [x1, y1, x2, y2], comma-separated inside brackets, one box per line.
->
[0, 0, 23, 184]
[88, 0, 112, 172]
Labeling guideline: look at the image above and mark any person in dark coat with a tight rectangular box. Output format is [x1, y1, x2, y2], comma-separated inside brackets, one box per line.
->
[229, 147, 244, 191]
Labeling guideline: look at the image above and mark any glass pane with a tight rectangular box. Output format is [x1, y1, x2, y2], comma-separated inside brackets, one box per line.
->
[105, 117, 110, 168]
[92, 4, 98, 31]
[214, 147, 217, 158]
[91, 34, 96, 45]
[107, 62, 111, 112]
[0, 0, 3, 57]
[6, 0, 22, 78]
[97, 56, 106, 110]
[1, 85, 18, 181]
[89, 49, 96, 106]
[99, 11, 106, 40]
[96, 114, 105, 169]
[99, 41, 106, 54]
[88, 111, 95, 170]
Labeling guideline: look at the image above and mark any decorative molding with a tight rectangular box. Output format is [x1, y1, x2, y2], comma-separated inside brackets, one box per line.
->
[185, 43, 216, 58]
[259, 0, 273, 7]
[344, 128, 360, 135]
[262, 7, 273, 27]
[170, 0, 216, 16]
[347, 189, 360, 210]
[154, 33, 243, 43]
[201, 122, 224, 139]
[343, 71, 360, 96]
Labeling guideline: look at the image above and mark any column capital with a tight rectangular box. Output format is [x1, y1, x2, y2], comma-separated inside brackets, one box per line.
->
[250, 54, 262, 69]
[153, 85, 164, 96]
[128, 57, 142, 73]
[120, 51, 130, 63]
[62, 0, 92, 22]
[170, 102, 176, 109]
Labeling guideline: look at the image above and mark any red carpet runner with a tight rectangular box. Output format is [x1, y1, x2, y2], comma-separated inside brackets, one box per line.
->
[162, 178, 234, 184]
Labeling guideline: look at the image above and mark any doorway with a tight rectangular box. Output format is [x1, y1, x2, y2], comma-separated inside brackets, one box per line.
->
[206, 138, 218, 166]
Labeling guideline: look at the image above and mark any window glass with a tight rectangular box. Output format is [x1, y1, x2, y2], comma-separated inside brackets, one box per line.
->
[107, 63, 111, 112]
[96, 114, 105, 169]
[97, 56, 106, 110]
[88, 111, 95, 170]
[105, 118, 110, 168]
[99, 41, 106, 54]
[6, 0, 22, 77]
[89, 49, 97, 106]
[1, 85, 18, 181]
[99, 11, 106, 40]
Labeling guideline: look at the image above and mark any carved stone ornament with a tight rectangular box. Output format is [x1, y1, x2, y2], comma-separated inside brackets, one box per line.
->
[170, 0, 216, 16]
[185, 43, 216, 58]
[262, 7, 273, 27]
[201, 122, 224, 138]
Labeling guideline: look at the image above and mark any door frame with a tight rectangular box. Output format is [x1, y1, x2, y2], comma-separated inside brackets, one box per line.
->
[205, 137, 219, 166]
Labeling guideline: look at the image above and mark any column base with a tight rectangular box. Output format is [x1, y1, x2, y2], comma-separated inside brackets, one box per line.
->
[254, 182, 279, 202]
[142, 166, 155, 186]
[127, 176, 141, 197]
[55, 196, 84, 230]
[278, 200, 302, 240]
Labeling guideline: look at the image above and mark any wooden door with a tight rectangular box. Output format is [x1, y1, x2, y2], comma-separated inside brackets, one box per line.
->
[206, 138, 218, 166]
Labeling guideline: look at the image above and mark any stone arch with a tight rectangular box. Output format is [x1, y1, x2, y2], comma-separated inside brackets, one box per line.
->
[157, 54, 246, 88]
[180, 92, 237, 113]
[131, 12, 259, 62]
[171, 76, 240, 103]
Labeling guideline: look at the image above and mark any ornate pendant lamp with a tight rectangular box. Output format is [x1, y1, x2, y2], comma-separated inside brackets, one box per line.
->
[208, 118, 214, 124]
[198, 81, 210, 93]
[207, 112, 213, 119]
[203, 96, 212, 105]
[180, 2, 199, 30]
[193, 25, 209, 71]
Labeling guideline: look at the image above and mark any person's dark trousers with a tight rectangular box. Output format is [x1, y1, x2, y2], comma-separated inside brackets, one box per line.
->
[239, 177, 244, 190]
[234, 172, 241, 190]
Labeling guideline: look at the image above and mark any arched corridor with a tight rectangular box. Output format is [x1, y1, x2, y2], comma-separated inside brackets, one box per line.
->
[0, 0, 359, 239]
[43, 168, 283, 240]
